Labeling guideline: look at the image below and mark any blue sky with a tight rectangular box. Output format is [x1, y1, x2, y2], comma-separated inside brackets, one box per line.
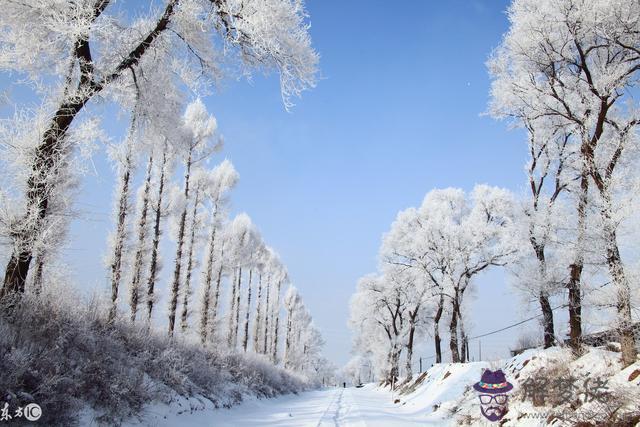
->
[3, 0, 559, 367]
[196, 0, 540, 366]
[206, 0, 534, 366]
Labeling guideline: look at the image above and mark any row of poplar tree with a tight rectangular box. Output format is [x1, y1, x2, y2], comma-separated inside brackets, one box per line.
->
[0, 0, 329, 381]
[103, 99, 328, 377]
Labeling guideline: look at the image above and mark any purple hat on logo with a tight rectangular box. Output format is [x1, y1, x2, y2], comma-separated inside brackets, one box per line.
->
[473, 369, 513, 394]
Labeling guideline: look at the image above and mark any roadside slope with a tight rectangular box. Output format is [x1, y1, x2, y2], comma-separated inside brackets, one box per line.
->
[388, 346, 640, 425]
[0, 292, 310, 426]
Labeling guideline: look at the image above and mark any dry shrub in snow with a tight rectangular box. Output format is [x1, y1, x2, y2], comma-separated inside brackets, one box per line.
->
[0, 285, 308, 426]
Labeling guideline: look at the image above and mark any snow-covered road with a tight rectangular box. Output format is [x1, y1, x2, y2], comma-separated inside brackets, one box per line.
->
[208, 386, 428, 426]
[148, 385, 446, 426]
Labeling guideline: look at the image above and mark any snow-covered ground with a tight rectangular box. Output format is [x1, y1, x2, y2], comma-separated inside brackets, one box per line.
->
[395, 346, 640, 426]
[111, 346, 639, 426]
[120, 385, 447, 426]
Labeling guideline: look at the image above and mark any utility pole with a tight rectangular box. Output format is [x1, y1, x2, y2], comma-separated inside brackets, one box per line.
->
[419, 357, 422, 373]
[478, 340, 482, 361]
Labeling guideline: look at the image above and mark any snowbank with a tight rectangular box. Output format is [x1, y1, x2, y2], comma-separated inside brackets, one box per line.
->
[389, 347, 640, 425]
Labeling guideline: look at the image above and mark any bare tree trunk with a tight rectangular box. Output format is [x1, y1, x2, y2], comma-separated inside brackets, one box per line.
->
[253, 273, 264, 352]
[199, 209, 219, 343]
[284, 303, 293, 369]
[433, 292, 444, 363]
[459, 315, 468, 363]
[457, 286, 469, 363]
[108, 136, 134, 324]
[234, 267, 243, 346]
[540, 288, 556, 349]
[272, 312, 281, 364]
[227, 267, 239, 347]
[2, 252, 31, 298]
[388, 344, 401, 388]
[129, 154, 154, 323]
[181, 188, 201, 332]
[586, 130, 637, 366]
[405, 321, 416, 379]
[531, 243, 556, 349]
[168, 150, 192, 336]
[272, 312, 281, 363]
[31, 251, 45, 295]
[449, 290, 461, 363]
[568, 170, 588, 353]
[242, 269, 253, 352]
[602, 202, 637, 367]
[539, 291, 555, 348]
[271, 280, 282, 363]
[263, 280, 271, 354]
[146, 149, 167, 321]
[209, 244, 225, 342]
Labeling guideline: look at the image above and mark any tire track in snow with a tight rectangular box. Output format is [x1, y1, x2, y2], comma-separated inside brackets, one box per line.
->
[316, 388, 343, 426]
[332, 388, 344, 426]
[316, 388, 368, 427]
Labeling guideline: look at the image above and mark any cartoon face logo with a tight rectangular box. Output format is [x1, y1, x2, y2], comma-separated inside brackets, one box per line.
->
[473, 369, 513, 422]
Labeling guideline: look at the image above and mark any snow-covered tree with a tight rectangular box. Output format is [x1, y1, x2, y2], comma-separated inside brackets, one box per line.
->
[351, 184, 516, 375]
[283, 286, 326, 380]
[224, 213, 260, 348]
[310, 357, 337, 387]
[198, 160, 239, 342]
[503, 119, 584, 349]
[350, 274, 408, 386]
[128, 150, 154, 323]
[268, 266, 288, 363]
[0, 109, 102, 296]
[104, 105, 143, 323]
[380, 215, 437, 372]
[179, 167, 211, 332]
[241, 240, 266, 352]
[379, 186, 516, 363]
[0, 0, 318, 301]
[146, 138, 178, 321]
[283, 285, 303, 369]
[377, 205, 450, 364]
[489, 0, 640, 366]
[168, 99, 221, 336]
[204, 220, 230, 342]
[252, 248, 274, 353]
[427, 186, 515, 362]
[342, 354, 375, 386]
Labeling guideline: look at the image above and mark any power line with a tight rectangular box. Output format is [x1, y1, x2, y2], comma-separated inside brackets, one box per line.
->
[416, 280, 614, 364]
[468, 302, 567, 340]
[414, 303, 566, 365]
